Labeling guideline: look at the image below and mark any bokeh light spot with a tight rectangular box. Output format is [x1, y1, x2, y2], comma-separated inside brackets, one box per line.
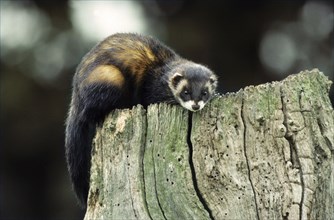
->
[260, 31, 297, 75]
[0, 1, 50, 59]
[70, 1, 148, 42]
[301, 1, 334, 40]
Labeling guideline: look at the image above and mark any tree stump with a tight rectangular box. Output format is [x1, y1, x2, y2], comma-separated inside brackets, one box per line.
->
[84, 69, 333, 220]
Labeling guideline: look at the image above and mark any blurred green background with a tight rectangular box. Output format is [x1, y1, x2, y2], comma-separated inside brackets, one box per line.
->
[1, 0, 333, 219]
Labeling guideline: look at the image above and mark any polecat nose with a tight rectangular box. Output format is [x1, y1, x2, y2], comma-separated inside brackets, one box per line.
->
[192, 104, 200, 111]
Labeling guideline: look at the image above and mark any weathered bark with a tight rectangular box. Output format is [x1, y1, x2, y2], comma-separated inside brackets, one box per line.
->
[85, 69, 333, 220]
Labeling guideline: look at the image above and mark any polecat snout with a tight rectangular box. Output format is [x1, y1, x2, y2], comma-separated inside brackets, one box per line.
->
[65, 33, 218, 208]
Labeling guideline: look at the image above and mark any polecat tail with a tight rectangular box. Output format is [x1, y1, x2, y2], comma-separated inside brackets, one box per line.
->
[65, 111, 96, 208]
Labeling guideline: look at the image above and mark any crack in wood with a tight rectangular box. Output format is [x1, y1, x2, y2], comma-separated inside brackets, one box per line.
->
[142, 111, 153, 220]
[280, 86, 305, 220]
[187, 111, 214, 220]
[127, 117, 137, 218]
[297, 87, 307, 220]
[152, 108, 167, 220]
[240, 95, 260, 220]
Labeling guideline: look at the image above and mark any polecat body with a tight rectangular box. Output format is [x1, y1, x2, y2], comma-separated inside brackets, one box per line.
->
[65, 33, 218, 208]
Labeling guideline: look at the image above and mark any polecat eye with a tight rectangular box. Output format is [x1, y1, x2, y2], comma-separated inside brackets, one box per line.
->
[183, 90, 189, 95]
[202, 91, 208, 96]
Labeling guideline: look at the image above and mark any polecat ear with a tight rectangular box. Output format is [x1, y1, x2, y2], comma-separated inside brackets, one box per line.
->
[209, 75, 218, 88]
[209, 75, 217, 84]
[171, 72, 184, 88]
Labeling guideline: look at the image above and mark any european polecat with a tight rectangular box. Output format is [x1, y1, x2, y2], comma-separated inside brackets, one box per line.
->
[65, 33, 218, 208]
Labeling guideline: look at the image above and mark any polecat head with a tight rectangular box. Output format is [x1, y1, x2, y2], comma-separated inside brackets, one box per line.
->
[168, 62, 218, 112]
